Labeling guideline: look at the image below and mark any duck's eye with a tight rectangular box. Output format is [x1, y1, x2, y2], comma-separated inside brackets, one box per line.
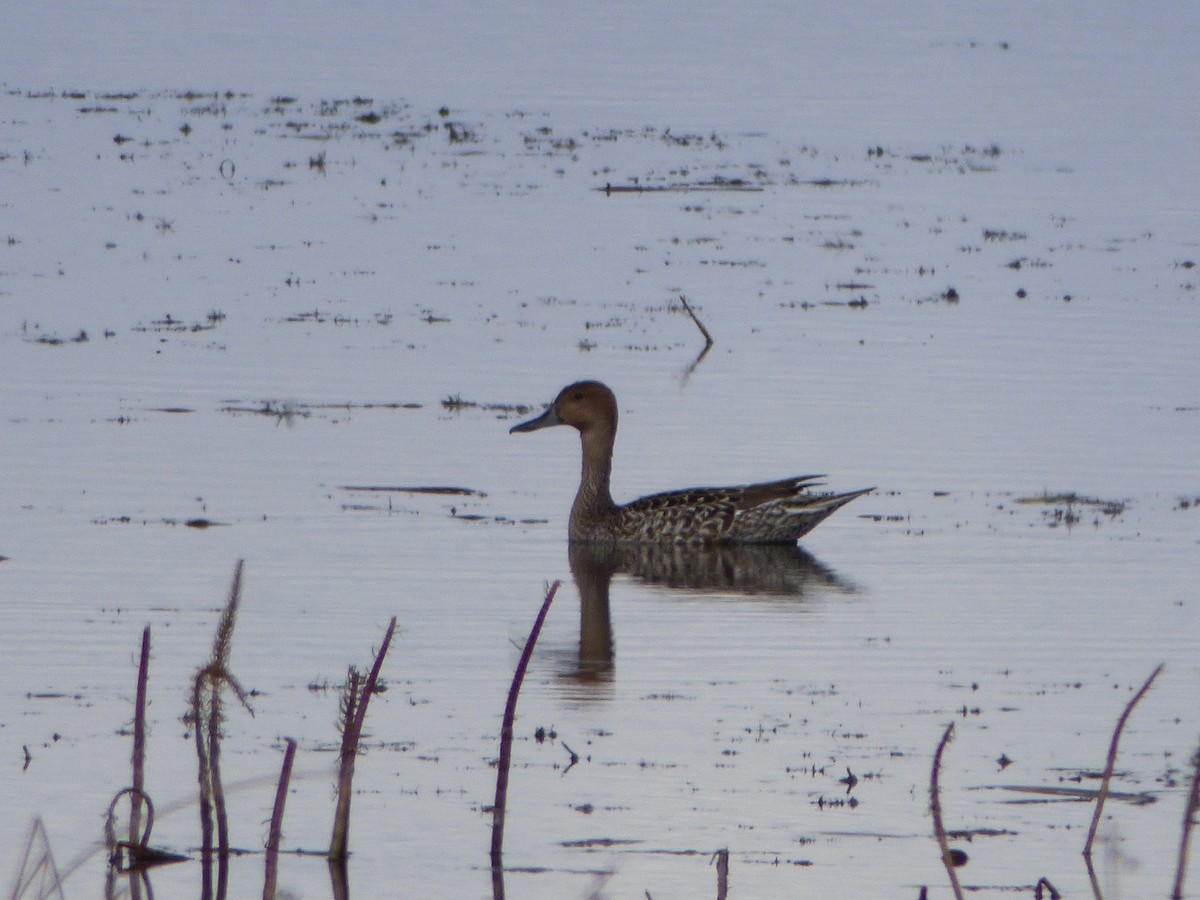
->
[572, 392, 583, 401]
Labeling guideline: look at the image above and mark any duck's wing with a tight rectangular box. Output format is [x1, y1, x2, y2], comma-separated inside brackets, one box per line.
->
[615, 475, 865, 543]
[614, 486, 742, 542]
[743, 483, 874, 542]
[732, 475, 829, 510]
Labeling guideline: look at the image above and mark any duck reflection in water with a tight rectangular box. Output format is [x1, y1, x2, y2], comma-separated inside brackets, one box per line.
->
[564, 539, 857, 690]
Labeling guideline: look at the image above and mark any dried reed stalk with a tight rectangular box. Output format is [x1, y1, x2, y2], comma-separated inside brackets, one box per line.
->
[191, 674, 214, 874]
[191, 560, 252, 897]
[1083, 663, 1163, 857]
[129, 626, 151, 847]
[208, 676, 230, 858]
[1172, 742, 1200, 900]
[329, 616, 397, 861]
[930, 721, 963, 900]
[263, 738, 298, 900]
[490, 581, 561, 897]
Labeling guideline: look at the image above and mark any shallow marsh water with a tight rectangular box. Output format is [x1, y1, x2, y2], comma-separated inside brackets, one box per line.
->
[2, 3, 1200, 898]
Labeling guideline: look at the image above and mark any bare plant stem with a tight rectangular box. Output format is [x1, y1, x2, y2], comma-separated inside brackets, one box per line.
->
[351, 618, 396, 744]
[264, 738, 298, 900]
[930, 721, 963, 900]
[329, 617, 397, 861]
[713, 848, 729, 900]
[491, 581, 561, 898]
[1172, 742, 1200, 900]
[328, 667, 361, 862]
[328, 856, 350, 900]
[1083, 663, 1164, 858]
[208, 677, 230, 859]
[130, 626, 151, 847]
[192, 560, 251, 900]
[329, 667, 361, 862]
[192, 677, 214, 866]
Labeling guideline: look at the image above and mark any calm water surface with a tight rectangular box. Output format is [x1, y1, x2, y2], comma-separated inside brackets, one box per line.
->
[2, 3, 1199, 898]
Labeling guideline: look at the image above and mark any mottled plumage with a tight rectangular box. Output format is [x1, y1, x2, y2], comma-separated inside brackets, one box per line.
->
[511, 381, 871, 544]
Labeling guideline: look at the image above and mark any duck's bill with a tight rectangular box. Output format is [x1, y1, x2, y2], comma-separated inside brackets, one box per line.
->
[510, 403, 563, 433]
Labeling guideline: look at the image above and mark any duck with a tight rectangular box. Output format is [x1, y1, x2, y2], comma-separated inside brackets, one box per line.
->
[510, 380, 872, 544]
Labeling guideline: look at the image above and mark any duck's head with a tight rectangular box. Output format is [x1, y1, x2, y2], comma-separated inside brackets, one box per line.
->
[510, 380, 618, 437]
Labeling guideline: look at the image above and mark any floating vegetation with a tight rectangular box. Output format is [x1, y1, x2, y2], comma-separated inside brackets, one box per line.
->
[599, 177, 761, 194]
[1016, 491, 1127, 516]
[341, 484, 486, 496]
[441, 394, 533, 415]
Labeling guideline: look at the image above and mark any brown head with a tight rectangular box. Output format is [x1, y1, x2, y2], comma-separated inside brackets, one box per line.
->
[510, 381, 618, 439]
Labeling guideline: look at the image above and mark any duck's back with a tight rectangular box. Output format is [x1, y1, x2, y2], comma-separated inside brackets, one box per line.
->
[573, 475, 866, 545]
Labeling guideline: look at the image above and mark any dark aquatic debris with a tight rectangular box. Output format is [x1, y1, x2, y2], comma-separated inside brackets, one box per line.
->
[598, 176, 762, 194]
[90, 516, 229, 528]
[220, 400, 312, 421]
[220, 399, 422, 422]
[441, 394, 533, 415]
[1016, 491, 1125, 510]
[988, 784, 1156, 806]
[27, 329, 91, 345]
[341, 484, 486, 496]
[1015, 491, 1128, 524]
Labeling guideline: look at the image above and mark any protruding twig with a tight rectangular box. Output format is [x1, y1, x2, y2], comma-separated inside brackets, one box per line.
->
[491, 581, 561, 898]
[677, 294, 713, 350]
[264, 738, 298, 900]
[676, 294, 714, 379]
[330, 617, 397, 861]
[1083, 663, 1164, 858]
[1172, 741, 1200, 900]
[931, 722, 964, 900]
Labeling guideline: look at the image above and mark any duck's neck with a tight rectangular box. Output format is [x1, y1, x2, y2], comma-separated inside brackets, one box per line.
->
[571, 428, 616, 533]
